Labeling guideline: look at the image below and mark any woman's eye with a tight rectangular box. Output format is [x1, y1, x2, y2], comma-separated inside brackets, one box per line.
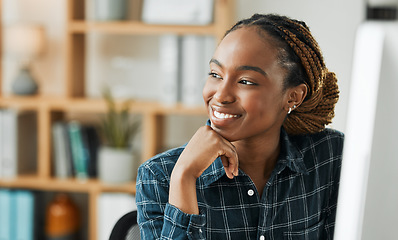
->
[239, 79, 257, 85]
[208, 72, 222, 79]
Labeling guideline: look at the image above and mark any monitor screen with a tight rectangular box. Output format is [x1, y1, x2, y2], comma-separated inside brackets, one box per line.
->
[335, 21, 398, 240]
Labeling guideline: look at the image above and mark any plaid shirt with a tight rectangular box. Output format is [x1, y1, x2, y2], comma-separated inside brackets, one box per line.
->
[136, 127, 344, 240]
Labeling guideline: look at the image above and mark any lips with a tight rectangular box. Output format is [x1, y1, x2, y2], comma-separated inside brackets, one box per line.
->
[210, 105, 242, 127]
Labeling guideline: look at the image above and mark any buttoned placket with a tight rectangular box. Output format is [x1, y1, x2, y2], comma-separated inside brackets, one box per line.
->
[256, 165, 282, 240]
[241, 173, 270, 240]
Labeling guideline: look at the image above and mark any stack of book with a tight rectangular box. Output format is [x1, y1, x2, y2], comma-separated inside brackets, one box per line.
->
[0, 189, 37, 240]
[51, 121, 100, 180]
[0, 109, 37, 179]
[158, 34, 216, 106]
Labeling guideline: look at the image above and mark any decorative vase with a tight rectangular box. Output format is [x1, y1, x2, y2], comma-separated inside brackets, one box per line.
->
[94, 0, 127, 21]
[12, 67, 38, 95]
[98, 146, 136, 184]
[45, 193, 80, 240]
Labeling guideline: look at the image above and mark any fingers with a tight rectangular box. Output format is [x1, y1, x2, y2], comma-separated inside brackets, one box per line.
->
[209, 127, 238, 179]
[179, 125, 239, 180]
[220, 146, 239, 179]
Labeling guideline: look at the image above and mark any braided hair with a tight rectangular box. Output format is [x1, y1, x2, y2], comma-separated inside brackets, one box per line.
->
[225, 14, 339, 135]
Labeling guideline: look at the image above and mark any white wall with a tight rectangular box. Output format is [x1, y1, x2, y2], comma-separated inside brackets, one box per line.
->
[236, 0, 365, 133]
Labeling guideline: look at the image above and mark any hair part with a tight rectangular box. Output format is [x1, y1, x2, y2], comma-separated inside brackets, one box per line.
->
[225, 13, 340, 135]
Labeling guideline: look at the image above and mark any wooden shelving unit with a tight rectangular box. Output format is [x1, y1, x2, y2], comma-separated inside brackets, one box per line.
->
[0, 0, 235, 239]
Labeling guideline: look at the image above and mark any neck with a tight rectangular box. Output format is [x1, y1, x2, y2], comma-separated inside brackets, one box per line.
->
[234, 129, 281, 179]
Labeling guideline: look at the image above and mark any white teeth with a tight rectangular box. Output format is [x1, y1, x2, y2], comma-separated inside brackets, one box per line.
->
[214, 110, 238, 119]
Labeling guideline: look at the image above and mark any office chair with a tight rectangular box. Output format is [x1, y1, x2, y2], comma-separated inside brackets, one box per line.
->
[109, 210, 140, 240]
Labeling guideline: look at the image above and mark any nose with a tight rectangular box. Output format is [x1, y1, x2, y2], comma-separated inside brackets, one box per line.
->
[214, 80, 236, 104]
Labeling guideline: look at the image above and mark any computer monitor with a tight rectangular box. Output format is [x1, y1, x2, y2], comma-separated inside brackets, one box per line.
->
[334, 21, 398, 240]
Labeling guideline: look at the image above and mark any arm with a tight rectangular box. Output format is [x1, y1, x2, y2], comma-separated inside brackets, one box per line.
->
[136, 126, 239, 239]
[137, 164, 205, 240]
[169, 126, 239, 215]
[136, 164, 169, 239]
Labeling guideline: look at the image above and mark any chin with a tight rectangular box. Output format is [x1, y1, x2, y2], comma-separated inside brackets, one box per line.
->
[210, 122, 241, 142]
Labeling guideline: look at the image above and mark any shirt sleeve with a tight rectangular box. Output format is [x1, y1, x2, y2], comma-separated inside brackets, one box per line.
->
[136, 163, 206, 240]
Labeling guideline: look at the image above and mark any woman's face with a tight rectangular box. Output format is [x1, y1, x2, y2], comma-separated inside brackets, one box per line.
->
[203, 26, 290, 142]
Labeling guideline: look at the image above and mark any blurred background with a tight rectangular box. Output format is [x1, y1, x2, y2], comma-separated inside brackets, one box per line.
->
[1, 0, 366, 132]
[0, 0, 397, 239]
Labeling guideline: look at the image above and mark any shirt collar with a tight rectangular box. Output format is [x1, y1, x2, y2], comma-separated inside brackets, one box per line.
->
[276, 127, 308, 175]
[198, 121, 308, 186]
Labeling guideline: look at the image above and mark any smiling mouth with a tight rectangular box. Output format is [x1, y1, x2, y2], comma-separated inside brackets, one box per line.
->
[213, 110, 240, 119]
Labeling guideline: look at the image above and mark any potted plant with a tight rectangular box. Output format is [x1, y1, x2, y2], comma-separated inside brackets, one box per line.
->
[98, 88, 139, 184]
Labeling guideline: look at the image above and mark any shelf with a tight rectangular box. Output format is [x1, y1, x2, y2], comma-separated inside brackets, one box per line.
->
[0, 175, 136, 194]
[69, 20, 217, 36]
[0, 96, 207, 115]
[0, 95, 44, 110]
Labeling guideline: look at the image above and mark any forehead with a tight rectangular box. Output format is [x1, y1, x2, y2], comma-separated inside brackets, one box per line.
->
[212, 26, 280, 68]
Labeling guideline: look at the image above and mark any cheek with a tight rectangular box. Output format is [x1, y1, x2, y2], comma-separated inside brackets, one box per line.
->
[202, 79, 215, 103]
[242, 92, 269, 109]
[242, 92, 281, 117]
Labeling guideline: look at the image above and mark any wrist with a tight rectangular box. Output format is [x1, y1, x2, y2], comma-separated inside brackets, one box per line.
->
[169, 166, 199, 215]
[170, 165, 197, 186]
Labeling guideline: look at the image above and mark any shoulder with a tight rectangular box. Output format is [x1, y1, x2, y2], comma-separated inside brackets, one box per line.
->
[288, 128, 344, 170]
[311, 128, 344, 142]
[137, 145, 185, 182]
[290, 128, 344, 153]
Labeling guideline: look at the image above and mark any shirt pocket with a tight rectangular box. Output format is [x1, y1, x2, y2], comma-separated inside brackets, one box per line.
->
[283, 218, 325, 240]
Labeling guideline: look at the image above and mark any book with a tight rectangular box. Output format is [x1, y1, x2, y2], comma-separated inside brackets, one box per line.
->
[0, 110, 37, 179]
[142, 0, 214, 25]
[33, 191, 46, 240]
[97, 193, 136, 240]
[158, 35, 181, 105]
[81, 125, 100, 178]
[52, 122, 74, 178]
[0, 112, 3, 178]
[0, 190, 34, 240]
[16, 111, 38, 176]
[180, 35, 215, 106]
[64, 121, 100, 179]
[13, 190, 35, 240]
[1, 109, 17, 178]
[67, 121, 89, 180]
[0, 189, 12, 240]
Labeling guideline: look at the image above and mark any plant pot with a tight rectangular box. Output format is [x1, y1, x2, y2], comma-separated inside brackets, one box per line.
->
[94, 0, 127, 21]
[98, 146, 136, 184]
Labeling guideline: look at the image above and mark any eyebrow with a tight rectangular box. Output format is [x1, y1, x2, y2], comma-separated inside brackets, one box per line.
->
[209, 58, 267, 77]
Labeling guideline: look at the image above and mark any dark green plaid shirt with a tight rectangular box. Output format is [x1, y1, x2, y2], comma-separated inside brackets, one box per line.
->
[136, 127, 344, 240]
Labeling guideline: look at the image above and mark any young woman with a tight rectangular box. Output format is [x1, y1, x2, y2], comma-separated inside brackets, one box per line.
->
[136, 14, 344, 240]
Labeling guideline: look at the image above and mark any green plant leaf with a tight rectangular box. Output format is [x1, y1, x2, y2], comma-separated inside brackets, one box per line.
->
[100, 87, 139, 149]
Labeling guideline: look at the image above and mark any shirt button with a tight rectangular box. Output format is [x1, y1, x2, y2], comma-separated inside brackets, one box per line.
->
[247, 189, 254, 196]
[259, 235, 265, 240]
[199, 229, 202, 233]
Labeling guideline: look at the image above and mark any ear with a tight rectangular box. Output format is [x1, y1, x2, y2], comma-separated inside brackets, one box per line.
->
[285, 83, 307, 113]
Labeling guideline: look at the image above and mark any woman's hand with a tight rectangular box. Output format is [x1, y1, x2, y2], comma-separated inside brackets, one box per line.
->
[169, 125, 239, 214]
[175, 125, 239, 179]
